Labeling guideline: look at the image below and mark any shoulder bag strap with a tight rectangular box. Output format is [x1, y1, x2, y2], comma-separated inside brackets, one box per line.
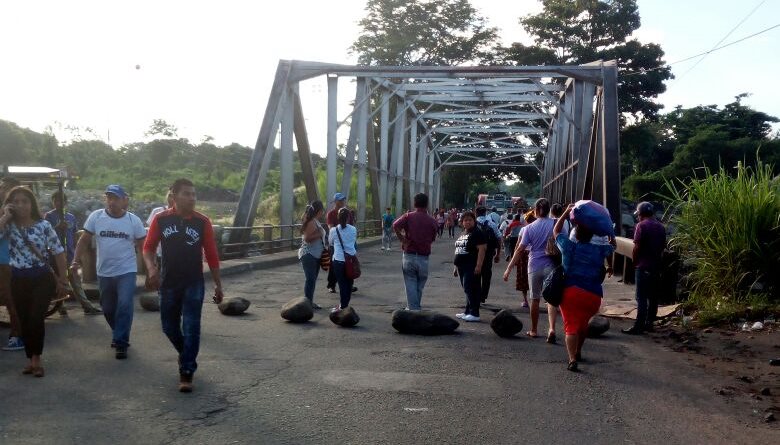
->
[335, 226, 345, 250]
[17, 225, 55, 272]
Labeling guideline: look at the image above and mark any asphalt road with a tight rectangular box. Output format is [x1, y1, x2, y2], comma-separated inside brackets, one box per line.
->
[1, 237, 777, 444]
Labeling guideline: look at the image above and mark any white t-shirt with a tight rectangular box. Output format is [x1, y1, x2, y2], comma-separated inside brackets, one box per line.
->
[328, 224, 357, 262]
[84, 209, 146, 277]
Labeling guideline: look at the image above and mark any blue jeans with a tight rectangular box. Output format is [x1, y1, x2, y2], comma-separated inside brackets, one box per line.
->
[402, 253, 429, 310]
[98, 272, 137, 348]
[382, 227, 394, 249]
[331, 260, 353, 309]
[634, 268, 659, 330]
[160, 280, 204, 375]
[300, 253, 320, 302]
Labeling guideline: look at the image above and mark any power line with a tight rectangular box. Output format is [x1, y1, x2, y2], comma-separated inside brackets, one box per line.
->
[623, 21, 780, 78]
[673, 0, 766, 83]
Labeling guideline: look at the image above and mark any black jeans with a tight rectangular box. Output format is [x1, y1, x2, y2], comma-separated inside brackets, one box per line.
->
[326, 247, 337, 289]
[634, 268, 659, 330]
[456, 259, 481, 317]
[479, 252, 494, 302]
[11, 271, 55, 358]
[331, 260, 353, 309]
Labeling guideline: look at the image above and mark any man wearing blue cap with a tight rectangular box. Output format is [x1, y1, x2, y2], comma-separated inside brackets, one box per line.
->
[72, 185, 146, 359]
[623, 201, 666, 335]
[326, 193, 356, 295]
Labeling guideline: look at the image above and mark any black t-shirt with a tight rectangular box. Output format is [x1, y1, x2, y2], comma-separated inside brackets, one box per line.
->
[453, 228, 486, 266]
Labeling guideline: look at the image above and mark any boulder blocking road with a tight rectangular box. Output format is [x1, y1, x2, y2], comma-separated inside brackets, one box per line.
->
[0, 237, 778, 444]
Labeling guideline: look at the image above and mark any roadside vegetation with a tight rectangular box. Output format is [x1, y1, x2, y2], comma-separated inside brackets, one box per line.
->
[665, 160, 780, 326]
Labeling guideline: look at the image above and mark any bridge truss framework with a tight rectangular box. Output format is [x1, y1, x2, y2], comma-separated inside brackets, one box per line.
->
[231, 60, 620, 241]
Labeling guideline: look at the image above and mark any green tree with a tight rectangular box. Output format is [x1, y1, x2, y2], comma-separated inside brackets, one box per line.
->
[145, 119, 178, 138]
[350, 0, 499, 66]
[501, 0, 672, 122]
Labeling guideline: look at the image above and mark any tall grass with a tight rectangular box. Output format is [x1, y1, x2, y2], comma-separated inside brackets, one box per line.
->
[665, 160, 780, 312]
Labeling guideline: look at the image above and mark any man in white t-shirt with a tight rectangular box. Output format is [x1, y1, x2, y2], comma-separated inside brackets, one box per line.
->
[72, 185, 146, 360]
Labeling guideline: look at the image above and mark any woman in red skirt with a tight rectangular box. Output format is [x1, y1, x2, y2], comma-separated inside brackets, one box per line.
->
[553, 204, 615, 372]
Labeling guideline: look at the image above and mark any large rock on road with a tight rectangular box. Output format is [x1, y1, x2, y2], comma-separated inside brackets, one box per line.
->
[391, 309, 459, 336]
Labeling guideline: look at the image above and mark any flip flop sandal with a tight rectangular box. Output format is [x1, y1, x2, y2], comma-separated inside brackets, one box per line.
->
[525, 331, 538, 338]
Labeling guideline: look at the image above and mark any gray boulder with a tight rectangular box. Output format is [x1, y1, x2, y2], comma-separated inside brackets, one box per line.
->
[329, 306, 360, 327]
[490, 309, 524, 338]
[391, 309, 459, 335]
[139, 294, 160, 312]
[587, 315, 610, 338]
[281, 297, 314, 323]
[218, 297, 251, 316]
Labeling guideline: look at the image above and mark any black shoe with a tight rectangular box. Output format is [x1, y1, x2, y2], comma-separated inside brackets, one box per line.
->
[327, 287, 336, 294]
[621, 327, 644, 335]
[179, 372, 193, 393]
[351, 286, 358, 292]
[644, 324, 655, 333]
[115, 346, 128, 360]
[567, 361, 579, 372]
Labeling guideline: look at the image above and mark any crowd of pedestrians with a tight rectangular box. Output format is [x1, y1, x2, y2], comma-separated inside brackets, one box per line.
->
[0, 178, 223, 392]
[1, 177, 666, 382]
[294, 193, 665, 372]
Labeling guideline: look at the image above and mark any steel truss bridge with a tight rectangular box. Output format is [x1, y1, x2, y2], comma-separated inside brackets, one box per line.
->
[230, 60, 620, 244]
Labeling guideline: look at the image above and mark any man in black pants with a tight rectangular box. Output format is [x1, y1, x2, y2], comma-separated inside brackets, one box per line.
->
[475, 206, 501, 303]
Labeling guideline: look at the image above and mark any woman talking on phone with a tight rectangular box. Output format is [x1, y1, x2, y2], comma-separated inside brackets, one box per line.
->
[0, 186, 68, 378]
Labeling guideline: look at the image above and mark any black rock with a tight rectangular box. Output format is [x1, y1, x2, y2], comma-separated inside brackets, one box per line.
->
[281, 297, 314, 323]
[218, 297, 251, 316]
[139, 294, 160, 312]
[490, 309, 524, 338]
[587, 315, 610, 338]
[391, 309, 459, 336]
[765, 412, 776, 423]
[329, 306, 360, 327]
[760, 387, 771, 396]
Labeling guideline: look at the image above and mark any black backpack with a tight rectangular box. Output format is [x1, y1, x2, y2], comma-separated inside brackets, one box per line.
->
[479, 220, 499, 254]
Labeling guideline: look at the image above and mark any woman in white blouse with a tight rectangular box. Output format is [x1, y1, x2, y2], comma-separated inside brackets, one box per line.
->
[0, 186, 68, 378]
[328, 208, 357, 312]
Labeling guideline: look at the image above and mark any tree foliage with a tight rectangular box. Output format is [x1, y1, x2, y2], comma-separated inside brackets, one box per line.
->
[621, 96, 780, 200]
[351, 0, 499, 66]
[501, 0, 672, 122]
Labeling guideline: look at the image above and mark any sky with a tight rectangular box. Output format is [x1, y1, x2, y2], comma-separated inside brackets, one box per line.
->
[1, 0, 778, 156]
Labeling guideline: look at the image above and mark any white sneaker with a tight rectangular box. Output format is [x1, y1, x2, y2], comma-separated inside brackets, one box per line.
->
[381, 247, 386, 250]
[462, 314, 481, 322]
[455, 313, 466, 319]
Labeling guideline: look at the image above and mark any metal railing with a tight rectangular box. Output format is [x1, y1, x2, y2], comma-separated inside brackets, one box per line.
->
[611, 236, 635, 284]
[215, 219, 383, 259]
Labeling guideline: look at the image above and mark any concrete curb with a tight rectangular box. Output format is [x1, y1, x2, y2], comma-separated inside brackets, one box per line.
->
[132, 236, 384, 293]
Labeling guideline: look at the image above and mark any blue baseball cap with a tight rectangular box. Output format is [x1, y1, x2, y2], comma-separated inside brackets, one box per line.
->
[105, 184, 127, 198]
[333, 192, 346, 202]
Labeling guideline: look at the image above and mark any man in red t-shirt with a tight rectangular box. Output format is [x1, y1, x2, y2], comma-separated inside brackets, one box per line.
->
[143, 178, 224, 393]
[326, 193, 355, 293]
[393, 193, 438, 310]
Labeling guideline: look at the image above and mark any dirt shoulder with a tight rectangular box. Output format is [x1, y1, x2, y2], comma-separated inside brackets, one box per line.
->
[649, 321, 780, 425]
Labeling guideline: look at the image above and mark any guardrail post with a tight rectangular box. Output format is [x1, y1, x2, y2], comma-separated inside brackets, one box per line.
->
[263, 224, 273, 254]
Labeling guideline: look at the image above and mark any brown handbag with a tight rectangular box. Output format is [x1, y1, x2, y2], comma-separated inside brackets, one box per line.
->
[335, 227, 361, 280]
[320, 248, 331, 271]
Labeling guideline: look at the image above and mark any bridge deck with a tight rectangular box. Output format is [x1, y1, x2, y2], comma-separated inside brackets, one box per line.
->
[2, 237, 771, 444]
